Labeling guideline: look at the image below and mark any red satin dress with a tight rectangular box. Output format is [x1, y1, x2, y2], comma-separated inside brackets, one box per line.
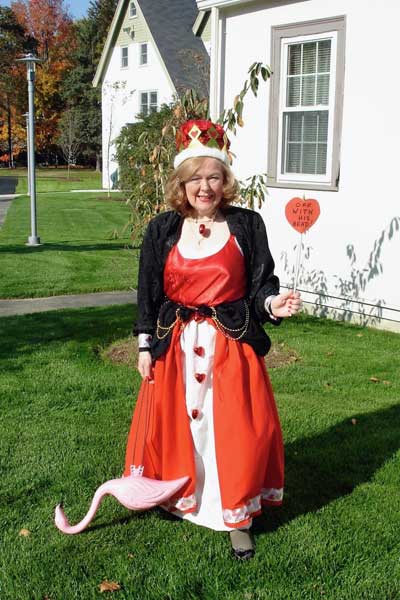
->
[124, 235, 284, 530]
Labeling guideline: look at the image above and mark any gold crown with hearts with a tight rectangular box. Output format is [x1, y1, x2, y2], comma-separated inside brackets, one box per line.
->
[174, 119, 231, 169]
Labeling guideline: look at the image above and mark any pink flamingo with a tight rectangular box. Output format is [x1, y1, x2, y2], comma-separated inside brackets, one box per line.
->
[55, 380, 188, 534]
[55, 472, 189, 535]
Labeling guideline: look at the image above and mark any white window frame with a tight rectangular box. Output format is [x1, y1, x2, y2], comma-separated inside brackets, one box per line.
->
[129, 2, 137, 18]
[121, 46, 128, 69]
[139, 42, 148, 66]
[268, 16, 346, 191]
[277, 32, 337, 185]
[140, 90, 158, 116]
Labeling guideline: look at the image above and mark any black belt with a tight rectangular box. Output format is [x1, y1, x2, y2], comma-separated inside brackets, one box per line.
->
[156, 298, 250, 342]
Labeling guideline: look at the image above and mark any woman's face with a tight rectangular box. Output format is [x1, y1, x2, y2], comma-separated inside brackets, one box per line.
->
[184, 158, 224, 218]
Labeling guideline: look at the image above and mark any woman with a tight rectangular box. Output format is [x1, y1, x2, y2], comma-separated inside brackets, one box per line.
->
[124, 119, 301, 559]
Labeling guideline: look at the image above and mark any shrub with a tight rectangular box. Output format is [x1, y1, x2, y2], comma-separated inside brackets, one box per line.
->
[115, 63, 272, 245]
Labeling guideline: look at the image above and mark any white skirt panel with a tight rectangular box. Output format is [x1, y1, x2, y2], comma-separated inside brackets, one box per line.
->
[172, 319, 250, 531]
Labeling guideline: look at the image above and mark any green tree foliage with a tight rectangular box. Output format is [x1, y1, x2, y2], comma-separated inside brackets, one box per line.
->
[0, 6, 28, 67]
[115, 64, 272, 244]
[61, 17, 102, 168]
[12, 0, 75, 161]
[87, 0, 119, 63]
[0, 6, 35, 165]
[61, 0, 118, 168]
[115, 105, 176, 238]
[115, 91, 210, 243]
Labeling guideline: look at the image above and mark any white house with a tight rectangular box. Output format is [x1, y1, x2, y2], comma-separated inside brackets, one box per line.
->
[196, 0, 400, 331]
[93, 0, 210, 189]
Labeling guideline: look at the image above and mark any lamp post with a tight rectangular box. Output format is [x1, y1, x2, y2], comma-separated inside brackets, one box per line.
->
[17, 53, 42, 246]
[22, 112, 30, 196]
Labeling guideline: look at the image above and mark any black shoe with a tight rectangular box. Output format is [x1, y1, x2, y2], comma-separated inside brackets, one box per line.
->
[232, 547, 255, 560]
[229, 529, 255, 560]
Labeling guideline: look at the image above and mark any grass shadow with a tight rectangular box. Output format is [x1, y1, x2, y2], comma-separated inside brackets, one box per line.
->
[0, 176, 18, 194]
[0, 242, 134, 253]
[0, 304, 136, 366]
[254, 403, 400, 534]
[61, 406, 400, 538]
[1, 307, 399, 540]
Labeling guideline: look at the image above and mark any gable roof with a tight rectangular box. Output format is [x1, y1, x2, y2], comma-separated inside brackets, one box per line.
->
[93, 0, 209, 96]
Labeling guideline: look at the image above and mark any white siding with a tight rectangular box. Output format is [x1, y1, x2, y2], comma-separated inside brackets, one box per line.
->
[101, 39, 175, 189]
[210, 0, 400, 329]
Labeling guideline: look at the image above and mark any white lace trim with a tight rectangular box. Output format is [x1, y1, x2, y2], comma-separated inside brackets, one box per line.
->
[264, 295, 279, 320]
[130, 464, 144, 477]
[222, 489, 284, 525]
[222, 494, 261, 525]
[262, 487, 284, 503]
[138, 333, 152, 348]
[164, 494, 197, 513]
[174, 494, 197, 512]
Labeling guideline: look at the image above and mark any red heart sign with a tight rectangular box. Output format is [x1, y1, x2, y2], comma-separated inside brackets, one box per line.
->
[285, 197, 320, 233]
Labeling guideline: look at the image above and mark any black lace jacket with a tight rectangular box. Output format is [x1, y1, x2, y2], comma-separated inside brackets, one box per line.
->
[135, 205, 281, 358]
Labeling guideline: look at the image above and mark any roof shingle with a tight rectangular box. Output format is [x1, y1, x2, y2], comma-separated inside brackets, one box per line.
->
[138, 0, 209, 96]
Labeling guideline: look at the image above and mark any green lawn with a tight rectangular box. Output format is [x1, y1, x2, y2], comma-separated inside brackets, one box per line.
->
[0, 192, 138, 299]
[0, 309, 399, 600]
[0, 168, 102, 194]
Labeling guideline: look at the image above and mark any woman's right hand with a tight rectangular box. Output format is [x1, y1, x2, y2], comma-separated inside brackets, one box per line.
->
[138, 351, 153, 380]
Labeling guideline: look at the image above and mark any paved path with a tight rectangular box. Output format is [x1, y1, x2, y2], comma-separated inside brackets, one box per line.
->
[0, 195, 20, 229]
[0, 175, 18, 195]
[0, 290, 137, 317]
[70, 189, 121, 193]
[0, 176, 21, 229]
[0, 182, 134, 317]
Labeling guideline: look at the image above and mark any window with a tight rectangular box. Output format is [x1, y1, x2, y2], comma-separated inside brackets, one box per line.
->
[129, 2, 136, 18]
[268, 16, 346, 190]
[140, 91, 158, 116]
[139, 42, 148, 66]
[121, 46, 128, 69]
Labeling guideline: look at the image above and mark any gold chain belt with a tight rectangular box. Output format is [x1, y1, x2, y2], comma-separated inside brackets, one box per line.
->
[156, 301, 250, 342]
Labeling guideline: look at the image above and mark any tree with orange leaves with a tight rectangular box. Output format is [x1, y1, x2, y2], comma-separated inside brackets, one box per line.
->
[11, 0, 76, 160]
[0, 6, 35, 166]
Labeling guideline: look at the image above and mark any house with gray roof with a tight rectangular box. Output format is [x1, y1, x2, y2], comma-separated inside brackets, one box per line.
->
[93, 0, 210, 188]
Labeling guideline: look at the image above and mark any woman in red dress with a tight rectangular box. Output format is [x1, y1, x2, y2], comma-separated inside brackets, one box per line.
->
[124, 120, 301, 559]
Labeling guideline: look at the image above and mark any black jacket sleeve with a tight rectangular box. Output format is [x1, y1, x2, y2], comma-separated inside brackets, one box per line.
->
[135, 219, 164, 335]
[249, 212, 281, 325]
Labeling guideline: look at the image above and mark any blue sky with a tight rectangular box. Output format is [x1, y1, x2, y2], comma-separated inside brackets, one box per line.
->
[65, 0, 92, 19]
[0, 0, 91, 20]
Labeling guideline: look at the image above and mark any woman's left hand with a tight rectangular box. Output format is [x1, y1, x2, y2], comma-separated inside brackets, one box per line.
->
[271, 291, 302, 318]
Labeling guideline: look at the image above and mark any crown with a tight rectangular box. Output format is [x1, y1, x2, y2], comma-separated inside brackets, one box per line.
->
[174, 119, 231, 169]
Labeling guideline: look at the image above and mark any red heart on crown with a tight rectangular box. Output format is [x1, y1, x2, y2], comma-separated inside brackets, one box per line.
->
[194, 346, 205, 357]
[195, 373, 206, 383]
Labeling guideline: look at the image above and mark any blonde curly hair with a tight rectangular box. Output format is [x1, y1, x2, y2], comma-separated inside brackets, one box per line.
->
[165, 157, 239, 216]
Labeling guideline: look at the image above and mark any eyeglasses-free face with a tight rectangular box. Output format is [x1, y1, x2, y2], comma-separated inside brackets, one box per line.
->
[184, 158, 225, 218]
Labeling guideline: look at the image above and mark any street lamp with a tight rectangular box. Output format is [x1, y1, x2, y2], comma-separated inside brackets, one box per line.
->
[17, 53, 42, 246]
[22, 112, 30, 196]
